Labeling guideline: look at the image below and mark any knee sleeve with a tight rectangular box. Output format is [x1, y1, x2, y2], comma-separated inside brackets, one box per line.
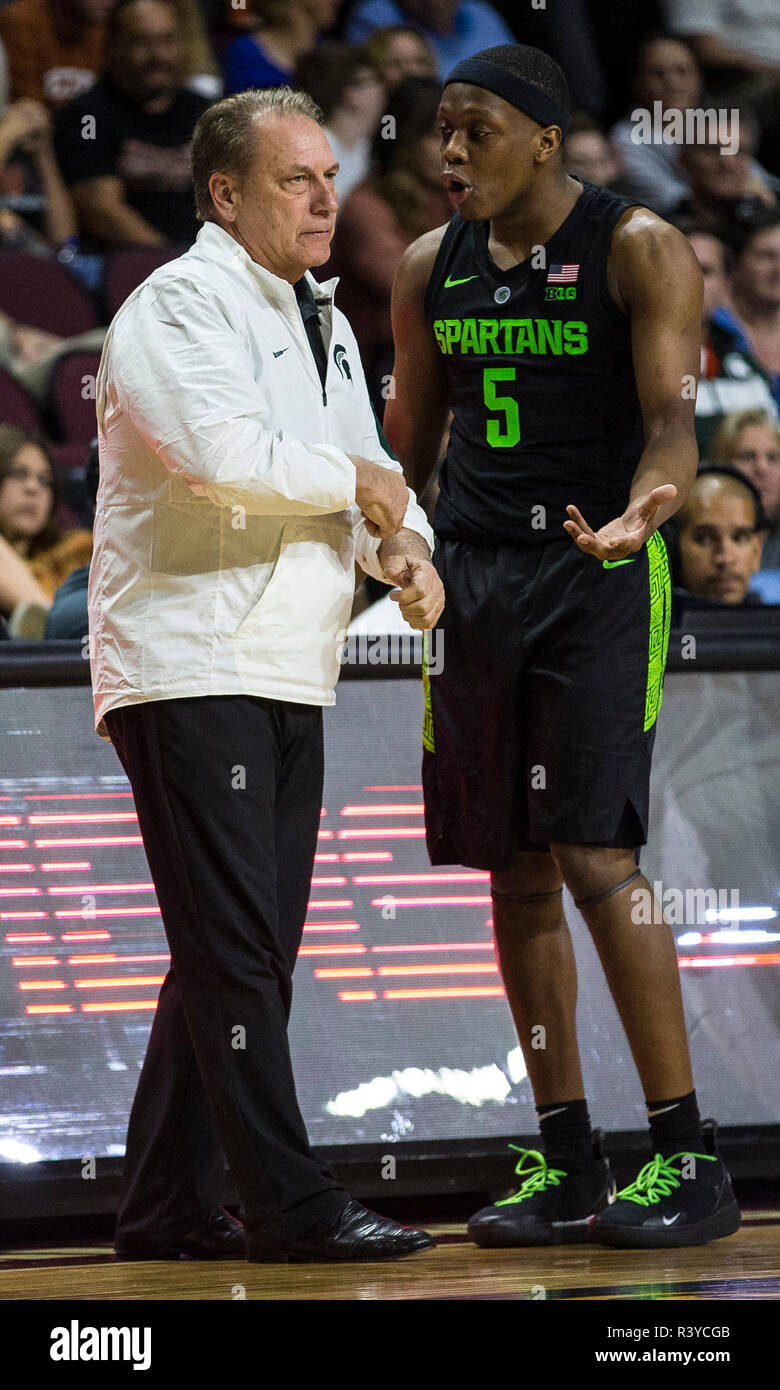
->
[574, 868, 641, 909]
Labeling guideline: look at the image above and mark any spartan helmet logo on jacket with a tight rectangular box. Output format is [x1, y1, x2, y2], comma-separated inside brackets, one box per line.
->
[334, 345, 352, 381]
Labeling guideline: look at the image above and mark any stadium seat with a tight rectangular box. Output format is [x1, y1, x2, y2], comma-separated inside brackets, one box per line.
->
[103, 247, 181, 318]
[0, 252, 99, 335]
[49, 350, 102, 442]
[0, 367, 42, 431]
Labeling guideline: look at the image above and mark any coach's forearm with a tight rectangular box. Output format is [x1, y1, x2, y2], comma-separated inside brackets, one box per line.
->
[629, 425, 699, 529]
[378, 527, 432, 576]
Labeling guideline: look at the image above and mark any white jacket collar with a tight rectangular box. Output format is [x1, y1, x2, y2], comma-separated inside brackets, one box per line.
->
[194, 220, 339, 305]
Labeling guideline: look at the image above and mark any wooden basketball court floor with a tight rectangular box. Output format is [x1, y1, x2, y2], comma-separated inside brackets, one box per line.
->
[0, 1211, 778, 1300]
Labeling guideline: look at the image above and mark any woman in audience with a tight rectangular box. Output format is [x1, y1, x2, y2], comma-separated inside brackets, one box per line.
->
[328, 76, 450, 415]
[711, 408, 780, 570]
[222, 0, 340, 95]
[610, 33, 704, 216]
[0, 425, 92, 629]
[296, 42, 385, 201]
[173, 0, 222, 99]
[363, 25, 437, 92]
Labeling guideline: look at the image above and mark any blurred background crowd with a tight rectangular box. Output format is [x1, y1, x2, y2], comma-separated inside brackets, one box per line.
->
[0, 0, 778, 641]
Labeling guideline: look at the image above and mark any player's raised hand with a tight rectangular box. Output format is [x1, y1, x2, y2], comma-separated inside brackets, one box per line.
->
[383, 555, 444, 631]
[563, 485, 677, 561]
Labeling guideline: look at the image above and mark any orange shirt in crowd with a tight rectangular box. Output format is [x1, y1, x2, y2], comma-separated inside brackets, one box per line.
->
[0, 0, 106, 108]
[29, 528, 93, 599]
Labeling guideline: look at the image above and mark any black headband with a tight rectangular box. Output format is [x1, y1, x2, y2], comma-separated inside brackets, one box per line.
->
[443, 57, 570, 138]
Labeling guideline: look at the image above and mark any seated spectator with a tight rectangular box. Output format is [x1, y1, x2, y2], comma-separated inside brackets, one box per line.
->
[0, 93, 77, 251]
[673, 115, 777, 230]
[53, 0, 209, 249]
[725, 210, 780, 413]
[363, 24, 437, 91]
[662, 0, 780, 178]
[327, 75, 451, 414]
[610, 33, 704, 216]
[295, 42, 385, 201]
[345, 0, 514, 81]
[0, 425, 92, 631]
[660, 0, 780, 87]
[676, 218, 778, 454]
[562, 113, 623, 190]
[710, 409, 780, 570]
[222, 0, 341, 97]
[44, 435, 97, 638]
[671, 465, 768, 606]
[0, 0, 111, 110]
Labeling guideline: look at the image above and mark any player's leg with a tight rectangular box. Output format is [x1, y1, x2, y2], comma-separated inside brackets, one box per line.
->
[549, 843, 693, 1099]
[491, 850, 582, 1103]
[549, 845, 740, 1247]
[468, 848, 616, 1247]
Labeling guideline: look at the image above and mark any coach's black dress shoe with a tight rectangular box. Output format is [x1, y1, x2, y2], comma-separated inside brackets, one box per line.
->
[115, 1206, 246, 1260]
[246, 1199, 436, 1263]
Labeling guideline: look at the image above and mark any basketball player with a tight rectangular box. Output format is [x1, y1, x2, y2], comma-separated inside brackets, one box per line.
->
[384, 44, 742, 1248]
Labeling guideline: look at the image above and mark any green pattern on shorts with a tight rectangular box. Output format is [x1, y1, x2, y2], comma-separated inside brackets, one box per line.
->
[644, 531, 671, 731]
[422, 628, 435, 752]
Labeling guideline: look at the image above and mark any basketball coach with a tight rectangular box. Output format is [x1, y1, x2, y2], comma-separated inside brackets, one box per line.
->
[87, 88, 443, 1264]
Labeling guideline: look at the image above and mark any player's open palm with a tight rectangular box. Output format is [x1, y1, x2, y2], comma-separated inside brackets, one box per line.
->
[563, 485, 677, 561]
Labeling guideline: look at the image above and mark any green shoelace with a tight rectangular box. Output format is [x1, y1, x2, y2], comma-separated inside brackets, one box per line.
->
[495, 1145, 568, 1206]
[617, 1150, 716, 1206]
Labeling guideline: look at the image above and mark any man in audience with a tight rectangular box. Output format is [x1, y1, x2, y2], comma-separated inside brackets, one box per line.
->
[673, 466, 767, 606]
[676, 219, 778, 454]
[346, 0, 514, 81]
[726, 210, 780, 413]
[53, 0, 209, 248]
[0, 0, 111, 109]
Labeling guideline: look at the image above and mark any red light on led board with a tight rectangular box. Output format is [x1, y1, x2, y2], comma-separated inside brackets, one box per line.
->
[383, 987, 506, 1000]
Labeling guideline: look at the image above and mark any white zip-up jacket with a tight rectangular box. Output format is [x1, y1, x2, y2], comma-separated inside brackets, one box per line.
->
[88, 220, 433, 737]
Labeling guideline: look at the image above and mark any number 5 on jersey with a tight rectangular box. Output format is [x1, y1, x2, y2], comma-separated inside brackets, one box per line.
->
[483, 367, 520, 447]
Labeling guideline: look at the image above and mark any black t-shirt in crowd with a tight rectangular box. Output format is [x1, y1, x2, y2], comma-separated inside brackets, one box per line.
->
[53, 77, 209, 247]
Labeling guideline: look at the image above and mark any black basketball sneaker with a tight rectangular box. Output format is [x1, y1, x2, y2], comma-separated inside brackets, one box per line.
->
[468, 1130, 617, 1247]
[589, 1119, 741, 1248]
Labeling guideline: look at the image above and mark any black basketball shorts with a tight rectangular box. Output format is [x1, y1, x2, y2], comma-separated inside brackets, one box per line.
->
[421, 532, 672, 871]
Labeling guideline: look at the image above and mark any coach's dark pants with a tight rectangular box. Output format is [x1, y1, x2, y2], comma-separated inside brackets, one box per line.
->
[104, 694, 348, 1250]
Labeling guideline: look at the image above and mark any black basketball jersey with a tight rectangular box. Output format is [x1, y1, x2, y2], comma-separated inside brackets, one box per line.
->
[423, 180, 646, 545]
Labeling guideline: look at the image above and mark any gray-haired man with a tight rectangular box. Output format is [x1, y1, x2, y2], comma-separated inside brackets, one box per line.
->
[90, 88, 443, 1263]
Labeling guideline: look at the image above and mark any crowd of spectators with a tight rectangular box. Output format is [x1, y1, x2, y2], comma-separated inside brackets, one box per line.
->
[0, 0, 779, 640]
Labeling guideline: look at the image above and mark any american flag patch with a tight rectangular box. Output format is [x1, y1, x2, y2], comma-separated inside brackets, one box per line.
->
[547, 264, 579, 283]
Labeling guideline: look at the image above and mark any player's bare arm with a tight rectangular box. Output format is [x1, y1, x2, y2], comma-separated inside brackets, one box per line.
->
[383, 225, 451, 500]
[563, 208, 703, 562]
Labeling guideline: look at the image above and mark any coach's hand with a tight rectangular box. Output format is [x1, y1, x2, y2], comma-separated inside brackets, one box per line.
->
[383, 555, 444, 631]
[351, 457, 410, 538]
[563, 485, 677, 561]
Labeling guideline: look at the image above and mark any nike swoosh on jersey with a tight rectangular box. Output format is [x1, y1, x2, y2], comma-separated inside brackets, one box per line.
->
[273, 347, 289, 357]
[444, 274, 479, 288]
[602, 557, 637, 569]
